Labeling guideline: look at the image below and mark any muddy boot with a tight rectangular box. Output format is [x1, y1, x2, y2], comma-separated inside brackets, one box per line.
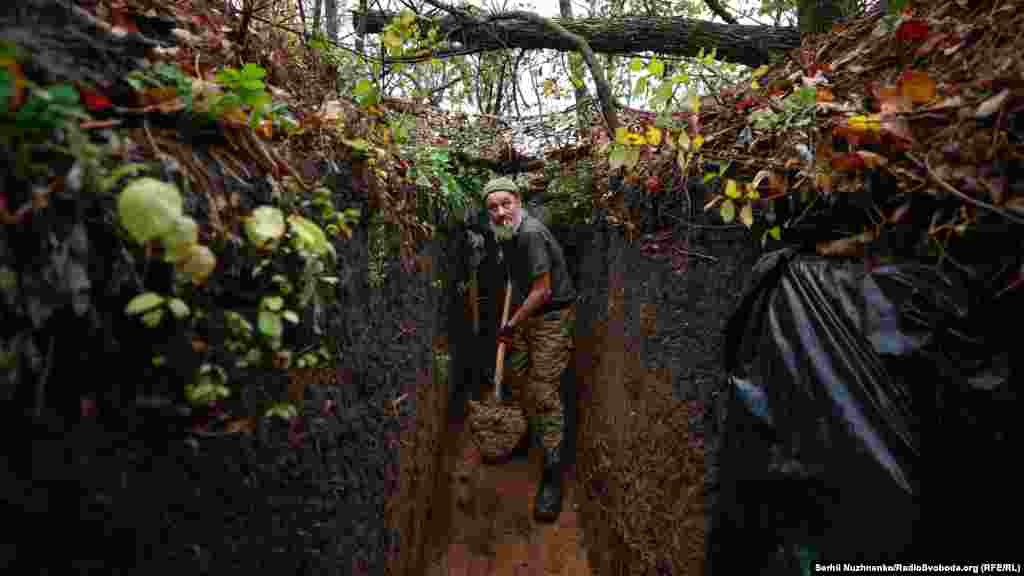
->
[533, 443, 563, 523]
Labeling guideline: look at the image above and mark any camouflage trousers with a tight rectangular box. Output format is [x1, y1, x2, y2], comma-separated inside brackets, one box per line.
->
[504, 304, 575, 460]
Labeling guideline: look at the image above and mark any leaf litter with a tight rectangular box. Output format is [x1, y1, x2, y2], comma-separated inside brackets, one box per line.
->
[697, 0, 1024, 283]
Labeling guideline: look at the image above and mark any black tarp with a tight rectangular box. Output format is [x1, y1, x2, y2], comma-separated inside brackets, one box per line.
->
[707, 247, 1020, 572]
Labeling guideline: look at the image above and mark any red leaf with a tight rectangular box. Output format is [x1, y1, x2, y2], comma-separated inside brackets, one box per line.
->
[895, 18, 930, 43]
[806, 63, 831, 78]
[831, 153, 866, 172]
[735, 97, 758, 112]
[78, 85, 113, 112]
[109, 9, 140, 33]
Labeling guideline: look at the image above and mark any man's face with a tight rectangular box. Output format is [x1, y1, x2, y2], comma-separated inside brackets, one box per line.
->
[486, 190, 521, 234]
[486, 190, 520, 227]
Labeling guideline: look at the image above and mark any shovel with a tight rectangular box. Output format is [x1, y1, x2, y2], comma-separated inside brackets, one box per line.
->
[467, 278, 527, 464]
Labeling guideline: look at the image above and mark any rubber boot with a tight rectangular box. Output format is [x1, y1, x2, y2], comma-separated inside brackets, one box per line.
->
[533, 441, 564, 523]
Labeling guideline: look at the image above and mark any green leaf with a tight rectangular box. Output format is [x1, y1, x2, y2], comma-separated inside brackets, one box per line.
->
[46, 84, 81, 107]
[141, 308, 165, 328]
[258, 309, 283, 338]
[0, 68, 12, 114]
[647, 58, 665, 79]
[623, 147, 641, 170]
[118, 178, 184, 244]
[344, 138, 370, 154]
[702, 172, 716, 184]
[167, 298, 190, 319]
[719, 198, 736, 223]
[125, 292, 165, 315]
[262, 295, 284, 311]
[629, 57, 644, 72]
[244, 206, 286, 248]
[768, 225, 782, 240]
[608, 146, 626, 170]
[634, 76, 649, 96]
[288, 214, 336, 258]
[240, 63, 266, 80]
[100, 163, 150, 193]
[152, 355, 166, 366]
[163, 216, 199, 263]
[265, 402, 298, 420]
[282, 310, 300, 324]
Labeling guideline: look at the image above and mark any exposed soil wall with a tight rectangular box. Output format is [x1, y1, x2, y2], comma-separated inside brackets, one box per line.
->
[3, 170, 443, 575]
[572, 178, 759, 575]
[0, 5, 458, 574]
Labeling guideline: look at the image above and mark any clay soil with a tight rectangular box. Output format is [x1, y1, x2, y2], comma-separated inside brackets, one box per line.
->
[424, 407, 592, 576]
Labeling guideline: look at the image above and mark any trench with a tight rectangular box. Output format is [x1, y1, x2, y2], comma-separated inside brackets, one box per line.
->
[395, 212, 756, 576]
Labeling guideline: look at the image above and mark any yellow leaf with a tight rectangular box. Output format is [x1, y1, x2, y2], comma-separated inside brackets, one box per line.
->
[724, 179, 740, 199]
[615, 126, 631, 145]
[693, 134, 705, 150]
[739, 203, 753, 228]
[623, 147, 641, 170]
[690, 93, 701, 114]
[625, 131, 646, 146]
[752, 65, 770, 79]
[645, 126, 663, 146]
[746, 182, 759, 199]
[677, 149, 689, 171]
[848, 115, 882, 134]
[677, 130, 691, 151]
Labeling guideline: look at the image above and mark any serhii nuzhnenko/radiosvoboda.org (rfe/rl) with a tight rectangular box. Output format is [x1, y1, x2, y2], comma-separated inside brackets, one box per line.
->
[816, 563, 1022, 574]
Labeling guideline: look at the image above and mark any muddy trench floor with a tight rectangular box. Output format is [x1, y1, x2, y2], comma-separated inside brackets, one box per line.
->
[425, 405, 592, 576]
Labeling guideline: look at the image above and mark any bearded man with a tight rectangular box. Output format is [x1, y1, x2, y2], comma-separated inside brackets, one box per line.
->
[482, 176, 576, 523]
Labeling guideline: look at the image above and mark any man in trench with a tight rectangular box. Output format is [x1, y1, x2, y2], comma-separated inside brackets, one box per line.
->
[483, 176, 576, 523]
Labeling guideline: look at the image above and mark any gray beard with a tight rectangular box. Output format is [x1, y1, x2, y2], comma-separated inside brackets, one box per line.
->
[490, 222, 515, 242]
[489, 209, 524, 242]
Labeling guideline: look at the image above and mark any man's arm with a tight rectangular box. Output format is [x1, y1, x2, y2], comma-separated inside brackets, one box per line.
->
[508, 272, 551, 327]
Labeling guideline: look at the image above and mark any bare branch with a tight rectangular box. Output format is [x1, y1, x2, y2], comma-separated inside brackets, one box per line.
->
[703, 0, 738, 24]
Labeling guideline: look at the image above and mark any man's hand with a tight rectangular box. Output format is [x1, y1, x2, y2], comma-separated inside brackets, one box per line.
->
[497, 323, 516, 347]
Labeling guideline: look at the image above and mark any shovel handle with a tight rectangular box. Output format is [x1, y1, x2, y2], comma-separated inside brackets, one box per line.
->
[494, 278, 512, 401]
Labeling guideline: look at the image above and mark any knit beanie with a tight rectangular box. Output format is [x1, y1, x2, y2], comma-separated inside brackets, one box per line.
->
[482, 177, 519, 199]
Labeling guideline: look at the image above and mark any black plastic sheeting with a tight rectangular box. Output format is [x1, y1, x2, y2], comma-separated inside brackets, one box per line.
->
[707, 248, 1020, 572]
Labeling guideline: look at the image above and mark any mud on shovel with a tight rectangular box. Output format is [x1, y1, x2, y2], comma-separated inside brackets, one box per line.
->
[468, 278, 527, 464]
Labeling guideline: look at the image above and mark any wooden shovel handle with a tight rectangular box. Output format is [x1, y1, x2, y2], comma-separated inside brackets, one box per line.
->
[494, 278, 512, 399]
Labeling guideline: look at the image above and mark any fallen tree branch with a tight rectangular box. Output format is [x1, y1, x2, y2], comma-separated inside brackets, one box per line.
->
[353, 9, 800, 68]
[703, 0, 738, 24]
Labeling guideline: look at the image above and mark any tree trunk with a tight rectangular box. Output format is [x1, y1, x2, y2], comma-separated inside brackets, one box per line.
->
[560, 0, 591, 139]
[354, 11, 800, 68]
[312, 0, 322, 33]
[325, 0, 338, 42]
[355, 0, 366, 57]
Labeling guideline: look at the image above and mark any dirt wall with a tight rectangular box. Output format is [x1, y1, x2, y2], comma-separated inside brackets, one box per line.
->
[572, 178, 759, 575]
